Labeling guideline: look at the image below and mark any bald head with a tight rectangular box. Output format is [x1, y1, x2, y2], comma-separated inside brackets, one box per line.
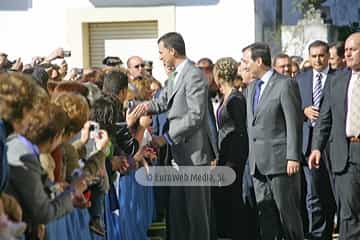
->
[127, 56, 145, 80]
[345, 32, 360, 71]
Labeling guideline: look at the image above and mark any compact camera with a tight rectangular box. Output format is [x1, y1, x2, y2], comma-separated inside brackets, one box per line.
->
[89, 122, 100, 139]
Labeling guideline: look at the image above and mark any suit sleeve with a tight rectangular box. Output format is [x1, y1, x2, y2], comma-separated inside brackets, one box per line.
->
[148, 81, 170, 114]
[168, 70, 208, 145]
[281, 79, 303, 161]
[311, 77, 332, 151]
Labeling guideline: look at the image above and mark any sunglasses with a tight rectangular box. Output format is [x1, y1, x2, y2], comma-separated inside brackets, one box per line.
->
[134, 63, 145, 69]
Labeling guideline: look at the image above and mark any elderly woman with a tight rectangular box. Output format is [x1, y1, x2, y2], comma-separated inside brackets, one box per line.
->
[212, 57, 249, 239]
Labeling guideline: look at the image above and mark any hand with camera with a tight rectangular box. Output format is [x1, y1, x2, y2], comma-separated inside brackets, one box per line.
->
[46, 48, 71, 62]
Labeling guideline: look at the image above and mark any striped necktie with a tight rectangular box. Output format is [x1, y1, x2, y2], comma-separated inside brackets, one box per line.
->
[313, 73, 323, 108]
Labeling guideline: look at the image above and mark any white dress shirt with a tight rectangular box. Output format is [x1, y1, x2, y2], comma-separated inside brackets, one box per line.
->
[346, 70, 360, 137]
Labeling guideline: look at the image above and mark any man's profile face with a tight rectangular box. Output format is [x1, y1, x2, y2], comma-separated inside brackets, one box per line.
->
[242, 49, 259, 78]
[274, 57, 291, 76]
[158, 41, 175, 67]
[309, 46, 329, 72]
[128, 57, 145, 79]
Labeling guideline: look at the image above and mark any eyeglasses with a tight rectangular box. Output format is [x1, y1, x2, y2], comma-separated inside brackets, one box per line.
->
[133, 63, 145, 69]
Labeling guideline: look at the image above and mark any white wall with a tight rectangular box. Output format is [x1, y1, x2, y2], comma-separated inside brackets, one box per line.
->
[0, 0, 93, 64]
[176, 0, 255, 63]
[0, 0, 255, 74]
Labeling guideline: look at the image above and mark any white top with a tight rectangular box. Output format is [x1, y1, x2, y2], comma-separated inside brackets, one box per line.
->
[346, 70, 360, 137]
[259, 69, 274, 98]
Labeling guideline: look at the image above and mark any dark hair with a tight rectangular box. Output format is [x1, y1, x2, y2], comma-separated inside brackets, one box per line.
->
[157, 32, 186, 56]
[242, 42, 272, 67]
[102, 71, 128, 96]
[31, 67, 49, 90]
[308, 40, 329, 53]
[197, 58, 213, 67]
[272, 53, 290, 66]
[80, 68, 104, 90]
[329, 41, 345, 58]
[22, 68, 34, 75]
[90, 94, 124, 138]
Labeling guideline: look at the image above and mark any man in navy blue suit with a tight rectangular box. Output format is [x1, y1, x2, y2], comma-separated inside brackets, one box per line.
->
[296, 40, 336, 239]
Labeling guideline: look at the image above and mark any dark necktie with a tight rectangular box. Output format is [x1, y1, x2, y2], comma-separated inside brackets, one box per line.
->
[253, 80, 264, 114]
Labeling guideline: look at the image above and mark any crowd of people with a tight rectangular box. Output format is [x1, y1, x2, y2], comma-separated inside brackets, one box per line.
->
[0, 30, 359, 240]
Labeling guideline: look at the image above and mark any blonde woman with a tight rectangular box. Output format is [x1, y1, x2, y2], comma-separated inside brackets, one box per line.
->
[212, 57, 249, 239]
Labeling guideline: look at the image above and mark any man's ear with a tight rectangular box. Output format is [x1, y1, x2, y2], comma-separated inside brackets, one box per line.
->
[169, 48, 176, 57]
[255, 57, 263, 66]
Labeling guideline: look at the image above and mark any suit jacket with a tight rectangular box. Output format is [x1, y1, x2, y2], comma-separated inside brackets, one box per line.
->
[245, 71, 303, 175]
[296, 68, 336, 157]
[312, 69, 353, 173]
[217, 89, 248, 167]
[148, 60, 212, 166]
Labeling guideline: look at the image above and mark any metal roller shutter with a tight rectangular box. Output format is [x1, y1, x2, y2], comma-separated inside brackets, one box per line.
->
[89, 21, 158, 67]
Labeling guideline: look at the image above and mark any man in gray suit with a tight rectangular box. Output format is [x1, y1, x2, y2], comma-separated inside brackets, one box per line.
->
[242, 42, 304, 240]
[309, 32, 360, 239]
[137, 32, 213, 240]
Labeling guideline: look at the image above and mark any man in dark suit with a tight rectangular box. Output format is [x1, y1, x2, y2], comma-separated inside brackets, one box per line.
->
[242, 42, 303, 240]
[138, 32, 213, 240]
[296, 40, 337, 239]
[309, 32, 360, 239]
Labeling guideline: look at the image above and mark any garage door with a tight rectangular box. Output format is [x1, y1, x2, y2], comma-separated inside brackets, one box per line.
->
[89, 21, 158, 67]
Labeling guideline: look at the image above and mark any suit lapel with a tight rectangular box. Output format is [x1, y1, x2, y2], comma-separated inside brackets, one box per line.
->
[254, 72, 277, 117]
[167, 61, 189, 105]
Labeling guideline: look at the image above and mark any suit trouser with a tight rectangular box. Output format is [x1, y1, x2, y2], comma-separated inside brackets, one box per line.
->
[303, 154, 336, 239]
[335, 141, 360, 240]
[168, 185, 211, 240]
[253, 170, 303, 240]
